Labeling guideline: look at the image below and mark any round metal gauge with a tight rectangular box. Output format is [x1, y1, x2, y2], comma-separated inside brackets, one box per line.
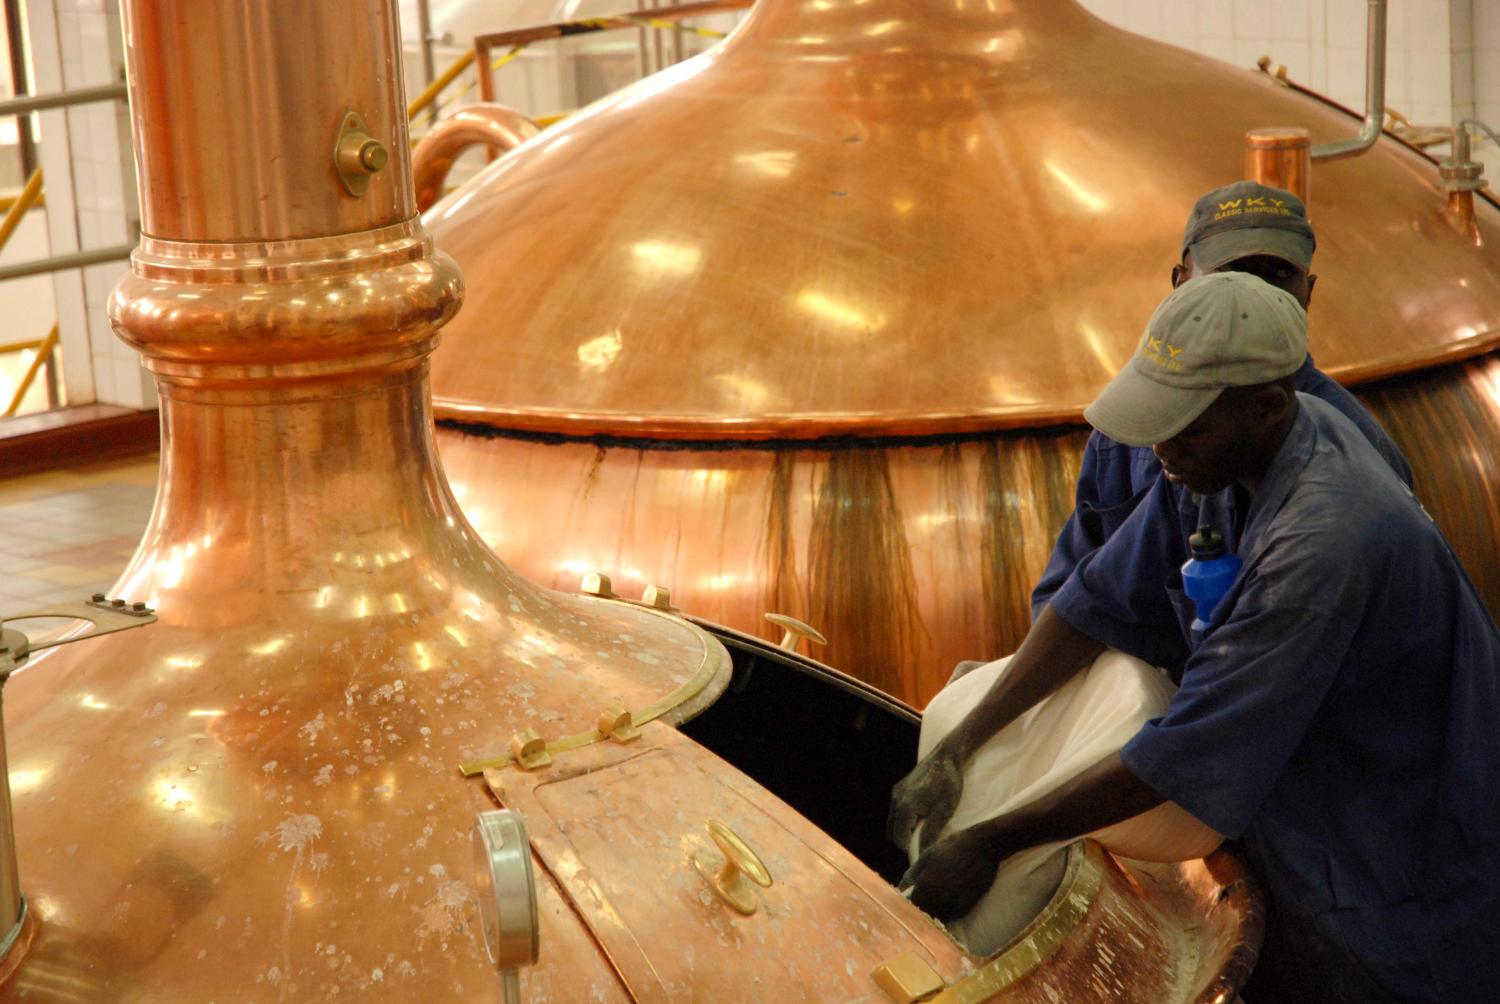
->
[473, 809, 540, 970]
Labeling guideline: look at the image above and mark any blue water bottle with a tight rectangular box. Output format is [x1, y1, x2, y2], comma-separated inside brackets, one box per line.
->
[1181, 527, 1242, 643]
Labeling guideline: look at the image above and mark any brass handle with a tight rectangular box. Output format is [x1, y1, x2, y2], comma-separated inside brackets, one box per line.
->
[764, 612, 827, 652]
[692, 820, 771, 915]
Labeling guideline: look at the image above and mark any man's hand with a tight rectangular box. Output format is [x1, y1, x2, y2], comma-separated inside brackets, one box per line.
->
[899, 823, 1005, 920]
[888, 746, 964, 854]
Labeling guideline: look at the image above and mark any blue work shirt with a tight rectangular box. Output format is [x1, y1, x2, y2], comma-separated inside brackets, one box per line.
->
[1051, 395, 1500, 1002]
[1031, 355, 1413, 623]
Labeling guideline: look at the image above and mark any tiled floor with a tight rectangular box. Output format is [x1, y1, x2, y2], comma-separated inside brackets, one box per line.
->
[0, 454, 159, 615]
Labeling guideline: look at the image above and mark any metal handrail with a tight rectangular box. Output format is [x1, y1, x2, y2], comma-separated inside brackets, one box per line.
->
[474, 2, 749, 106]
[408, 3, 745, 128]
[3, 323, 57, 417]
[0, 81, 126, 118]
[0, 243, 134, 284]
[471, 0, 746, 50]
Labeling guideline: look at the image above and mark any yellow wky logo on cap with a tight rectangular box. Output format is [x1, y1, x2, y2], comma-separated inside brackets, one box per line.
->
[1213, 195, 1296, 221]
[1143, 336, 1186, 371]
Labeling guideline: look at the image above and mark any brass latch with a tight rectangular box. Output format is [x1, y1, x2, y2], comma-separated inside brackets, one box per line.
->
[764, 612, 828, 653]
[872, 951, 945, 1003]
[596, 706, 640, 744]
[509, 728, 552, 770]
[580, 572, 619, 599]
[692, 820, 771, 915]
[640, 584, 676, 612]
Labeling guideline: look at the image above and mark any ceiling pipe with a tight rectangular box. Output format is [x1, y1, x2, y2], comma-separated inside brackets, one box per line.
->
[1311, 0, 1386, 162]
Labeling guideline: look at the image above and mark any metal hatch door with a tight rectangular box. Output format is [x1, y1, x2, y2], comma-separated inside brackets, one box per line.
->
[494, 723, 970, 1002]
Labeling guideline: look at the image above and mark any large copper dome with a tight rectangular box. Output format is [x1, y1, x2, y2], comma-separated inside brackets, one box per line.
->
[425, 0, 1500, 705]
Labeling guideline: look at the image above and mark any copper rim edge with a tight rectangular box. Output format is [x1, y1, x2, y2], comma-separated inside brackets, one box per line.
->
[435, 322, 1500, 441]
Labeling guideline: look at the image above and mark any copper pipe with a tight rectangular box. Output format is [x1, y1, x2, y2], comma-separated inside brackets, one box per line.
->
[1441, 124, 1486, 244]
[1448, 190, 1480, 241]
[412, 105, 540, 212]
[121, 0, 414, 241]
[1245, 127, 1311, 205]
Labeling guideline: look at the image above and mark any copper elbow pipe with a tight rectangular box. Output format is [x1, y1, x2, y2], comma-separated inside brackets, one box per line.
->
[1245, 127, 1311, 204]
[412, 104, 539, 212]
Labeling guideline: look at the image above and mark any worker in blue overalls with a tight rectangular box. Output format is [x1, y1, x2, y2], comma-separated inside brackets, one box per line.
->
[1027, 181, 1413, 677]
[891, 272, 1500, 1002]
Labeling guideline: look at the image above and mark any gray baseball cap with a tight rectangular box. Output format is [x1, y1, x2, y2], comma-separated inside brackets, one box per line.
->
[1084, 272, 1308, 446]
[1182, 181, 1315, 272]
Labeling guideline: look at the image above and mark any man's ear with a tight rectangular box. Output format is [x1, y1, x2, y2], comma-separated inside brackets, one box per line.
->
[1257, 383, 1296, 425]
[1304, 273, 1317, 308]
[1171, 263, 1188, 288]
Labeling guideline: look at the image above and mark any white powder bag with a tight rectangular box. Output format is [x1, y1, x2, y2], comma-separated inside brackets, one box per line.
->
[909, 649, 1223, 956]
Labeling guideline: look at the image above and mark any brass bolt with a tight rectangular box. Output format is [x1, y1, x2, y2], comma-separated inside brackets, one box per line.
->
[357, 139, 388, 173]
[333, 111, 388, 197]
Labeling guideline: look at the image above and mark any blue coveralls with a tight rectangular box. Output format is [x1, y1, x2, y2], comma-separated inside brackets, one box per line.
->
[1031, 355, 1413, 649]
[1050, 396, 1500, 1002]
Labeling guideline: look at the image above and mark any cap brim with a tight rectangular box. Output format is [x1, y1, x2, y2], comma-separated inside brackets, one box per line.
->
[1189, 228, 1312, 273]
[1083, 364, 1223, 447]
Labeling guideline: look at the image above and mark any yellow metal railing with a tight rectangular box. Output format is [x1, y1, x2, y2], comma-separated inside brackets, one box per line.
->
[0, 168, 43, 255]
[409, 45, 528, 130]
[408, 48, 476, 121]
[0, 171, 60, 417]
[0, 190, 43, 213]
[0, 336, 47, 356]
[3, 324, 58, 417]
[408, 2, 742, 128]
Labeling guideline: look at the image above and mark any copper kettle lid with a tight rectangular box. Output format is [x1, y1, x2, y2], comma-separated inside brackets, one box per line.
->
[425, 0, 1500, 440]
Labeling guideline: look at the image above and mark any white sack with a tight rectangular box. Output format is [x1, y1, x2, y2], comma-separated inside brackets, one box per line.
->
[910, 649, 1223, 956]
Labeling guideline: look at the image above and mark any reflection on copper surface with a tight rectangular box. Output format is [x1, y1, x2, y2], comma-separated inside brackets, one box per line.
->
[424, 0, 1500, 704]
[439, 428, 1083, 705]
[1360, 353, 1500, 605]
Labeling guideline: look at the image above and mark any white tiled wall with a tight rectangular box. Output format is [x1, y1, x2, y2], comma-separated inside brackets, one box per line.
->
[1476, 1, 1500, 149]
[24, 0, 151, 411]
[1080, 0, 1499, 182]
